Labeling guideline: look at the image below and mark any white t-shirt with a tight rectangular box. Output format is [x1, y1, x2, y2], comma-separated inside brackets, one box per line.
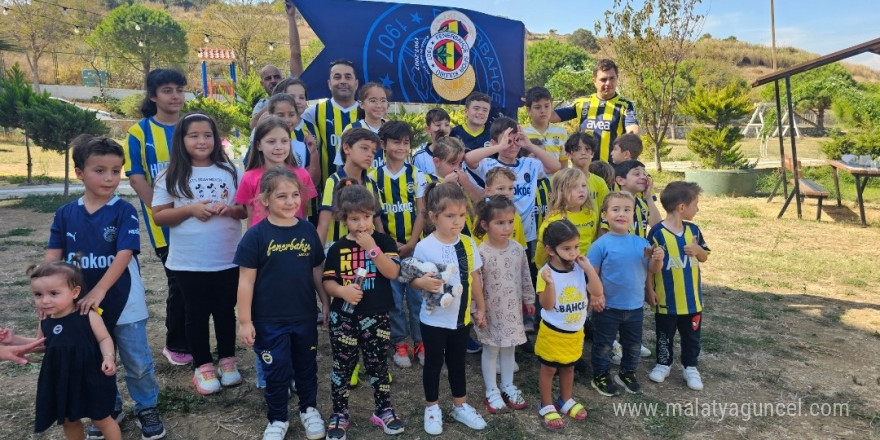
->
[468, 157, 547, 241]
[536, 263, 589, 332]
[153, 164, 243, 272]
[414, 233, 482, 330]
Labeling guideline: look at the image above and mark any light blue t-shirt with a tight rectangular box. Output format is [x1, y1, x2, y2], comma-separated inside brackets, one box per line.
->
[587, 232, 650, 310]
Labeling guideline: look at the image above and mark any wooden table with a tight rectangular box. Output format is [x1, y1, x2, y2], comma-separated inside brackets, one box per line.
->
[829, 160, 880, 226]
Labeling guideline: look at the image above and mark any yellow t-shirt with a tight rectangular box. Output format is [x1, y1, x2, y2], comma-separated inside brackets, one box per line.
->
[533, 207, 599, 266]
[471, 212, 527, 249]
[588, 173, 610, 209]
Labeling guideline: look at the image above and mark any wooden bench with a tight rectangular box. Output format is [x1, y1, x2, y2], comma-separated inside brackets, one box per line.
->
[784, 154, 829, 220]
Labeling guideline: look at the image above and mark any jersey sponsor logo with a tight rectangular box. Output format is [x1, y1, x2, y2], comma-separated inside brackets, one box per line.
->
[103, 226, 118, 243]
[66, 232, 77, 242]
[71, 252, 116, 269]
[128, 229, 140, 236]
[148, 162, 169, 180]
[383, 200, 414, 214]
[513, 185, 532, 197]
[665, 254, 697, 270]
[555, 302, 586, 314]
[266, 237, 313, 257]
[583, 119, 612, 131]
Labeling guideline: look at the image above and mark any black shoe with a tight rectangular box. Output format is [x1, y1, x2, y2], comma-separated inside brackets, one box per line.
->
[614, 370, 642, 394]
[136, 407, 166, 440]
[591, 372, 620, 397]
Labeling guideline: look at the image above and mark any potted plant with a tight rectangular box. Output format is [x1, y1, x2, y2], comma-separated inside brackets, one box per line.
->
[680, 80, 760, 196]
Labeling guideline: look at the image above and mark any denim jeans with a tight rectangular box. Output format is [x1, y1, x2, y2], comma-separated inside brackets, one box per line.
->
[389, 279, 422, 345]
[591, 307, 643, 375]
[113, 319, 160, 413]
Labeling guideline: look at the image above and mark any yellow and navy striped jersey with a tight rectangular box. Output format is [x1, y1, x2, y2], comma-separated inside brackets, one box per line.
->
[523, 124, 569, 163]
[369, 164, 425, 244]
[600, 193, 649, 238]
[533, 177, 551, 239]
[450, 124, 490, 150]
[534, 208, 599, 266]
[320, 169, 382, 244]
[303, 99, 357, 186]
[339, 119, 388, 170]
[125, 117, 175, 249]
[556, 94, 637, 163]
[647, 221, 710, 315]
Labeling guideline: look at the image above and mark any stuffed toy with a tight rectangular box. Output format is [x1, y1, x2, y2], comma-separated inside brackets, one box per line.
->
[397, 257, 462, 314]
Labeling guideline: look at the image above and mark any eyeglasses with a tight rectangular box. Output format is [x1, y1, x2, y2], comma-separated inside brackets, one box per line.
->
[366, 98, 388, 105]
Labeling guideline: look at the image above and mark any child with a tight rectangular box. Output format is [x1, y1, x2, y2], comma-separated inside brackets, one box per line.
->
[410, 182, 488, 435]
[472, 195, 535, 414]
[450, 92, 492, 150]
[322, 180, 405, 439]
[587, 192, 664, 397]
[534, 219, 602, 430]
[48, 135, 166, 439]
[522, 87, 569, 170]
[533, 168, 599, 267]
[152, 113, 247, 395]
[589, 161, 615, 190]
[603, 160, 661, 239]
[425, 136, 485, 204]
[566, 132, 611, 209]
[124, 68, 190, 368]
[369, 121, 427, 368]
[335, 82, 391, 170]
[478, 167, 526, 248]
[238, 115, 318, 226]
[646, 182, 710, 391]
[317, 128, 385, 248]
[411, 107, 452, 175]
[11, 261, 121, 439]
[609, 133, 644, 165]
[234, 167, 327, 440]
[267, 94, 321, 186]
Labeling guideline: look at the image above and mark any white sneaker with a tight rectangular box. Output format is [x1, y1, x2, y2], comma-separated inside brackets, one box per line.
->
[683, 366, 704, 391]
[484, 388, 505, 414]
[299, 407, 326, 440]
[640, 344, 652, 357]
[452, 403, 486, 430]
[648, 364, 671, 383]
[610, 340, 623, 365]
[495, 358, 520, 374]
[423, 405, 443, 435]
[262, 421, 289, 440]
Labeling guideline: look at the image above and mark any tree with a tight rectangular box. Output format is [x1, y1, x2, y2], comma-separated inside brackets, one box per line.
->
[0, 0, 67, 91]
[525, 39, 593, 91]
[546, 65, 596, 102]
[203, 1, 280, 77]
[21, 96, 109, 196]
[568, 28, 600, 52]
[596, 0, 704, 171]
[680, 81, 752, 168]
[0, 64, 46, 183]
[89, 4, 188, 84]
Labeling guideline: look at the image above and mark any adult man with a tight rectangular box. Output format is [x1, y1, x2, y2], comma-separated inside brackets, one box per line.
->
[300, 59, 360, 185]
[551, 59, 639, 164]
[249, 65, 284, 129]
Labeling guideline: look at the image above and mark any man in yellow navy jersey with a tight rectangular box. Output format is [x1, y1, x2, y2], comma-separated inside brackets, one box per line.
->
[301, 59, 360, 187]
[551, 59, 639, 164]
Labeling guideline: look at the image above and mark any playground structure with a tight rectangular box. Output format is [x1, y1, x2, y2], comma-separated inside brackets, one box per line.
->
[197, 47, 237, 99]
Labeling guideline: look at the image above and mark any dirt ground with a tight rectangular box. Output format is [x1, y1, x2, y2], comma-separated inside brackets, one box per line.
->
[1, 193, 879, 440]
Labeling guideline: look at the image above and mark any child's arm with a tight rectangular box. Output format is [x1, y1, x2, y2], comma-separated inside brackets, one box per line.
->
[317, 210, 332, 246]
[314, 264, 330, 327]
[0, 327, 42, 346]
[644, 178, 661, 227]
[237, 267, 257, 346]
[214, 202, 248, 220]
[644, 276, 658, 306]
[464, 130, 509, 169]
[373, 216, 385, 234]
[410, 274, 443, 293]
[577, 255, 605, 312]
[648, 244, 665, 274]
[399, 197, 425, 258]
[519, 133, 562, 175]
[537, 268, 556, 311]
[684, 237, 709, 263]
[44, 248, 63, 263]
[88, 311, 116, 376]
[76, 250, 134, 315]
[152, 201, 215, 226]
[305, 135, 321, 186]
[286, 0, 303, 77]
[322, 278, 363, 305]
[353, 232, 399, 280]
[519, 251, 536, 316]
[470, 270, 486, 328]
[450, 170, 485, 202]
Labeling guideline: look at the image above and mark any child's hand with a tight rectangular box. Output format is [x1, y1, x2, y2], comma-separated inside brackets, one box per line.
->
[540, 267, 554, 284]
[342, 284, 363, 305]
[353, 231, 378, 251]
[212, 202, 236, 217]
[443, 168, 462, 184]
[238, 321, 256, 346]
[523, 303, 535, 316]
[412, 274, 443, 293]
[645, 289, 658, 307]
[651, 244, 665, 262]
[645, 175, 655, 195]
[77, 288, 107, 316]
[590, 293, 606, 312]
[0, 327, 13, 344]
[473, 308, 487, 328]
[684, 238, 702, 257]
[305, 134, 318, 156]
[396, 242, 414, 258]
[102, 358, 116, 376]
[190, 200, 215, 222]
[321, 299, 330, 328]
[575, 255, 593, 270]
[284, 0, 296, 16]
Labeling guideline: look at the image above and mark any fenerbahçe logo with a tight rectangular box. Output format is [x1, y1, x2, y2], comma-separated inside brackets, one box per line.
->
[261, 350, 273, 365]
[424, 11, 476, 101]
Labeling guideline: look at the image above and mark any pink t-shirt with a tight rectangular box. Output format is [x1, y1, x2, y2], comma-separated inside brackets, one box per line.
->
[235, 165, 317, 227]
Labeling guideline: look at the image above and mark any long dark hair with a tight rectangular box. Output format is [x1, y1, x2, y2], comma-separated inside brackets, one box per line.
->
[140, 68, 186, 118]
[163, 113, 238, 199]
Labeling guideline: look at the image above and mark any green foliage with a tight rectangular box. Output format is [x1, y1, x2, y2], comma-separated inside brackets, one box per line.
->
[231, 70, 267, 111]
[680, 82, 751, 169]
[388, 108, 430, 147]
[567, 28, 600, 52]
[119, 93, 146, 118]
[0, 64, 45, 130]
[89, 4, 188, 81]
[182, 97, 249, 138]
[831, 83, 880, 129]
[525, 39, 593, 91]
[758, 63, 855, 132]
[821, 128, 880, 159]
[546, 65, 596, 102]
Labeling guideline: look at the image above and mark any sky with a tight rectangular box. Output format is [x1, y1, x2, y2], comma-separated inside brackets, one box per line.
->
[360, 0, 880, 70]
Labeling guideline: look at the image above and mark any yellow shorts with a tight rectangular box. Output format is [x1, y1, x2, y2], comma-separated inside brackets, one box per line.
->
[534, 320, 584, 367]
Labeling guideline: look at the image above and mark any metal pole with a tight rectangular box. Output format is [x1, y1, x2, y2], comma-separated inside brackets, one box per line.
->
[770, 0, 778, 70]
[201, 61, 208, 97]
[230, 62, 237, 101]
[786, 75, 802, 219]
[774, 79, 787, 197]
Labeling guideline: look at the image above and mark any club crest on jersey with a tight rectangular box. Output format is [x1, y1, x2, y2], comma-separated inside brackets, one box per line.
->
[103, 226, 118, 243]
[523, 172, 531, 183]
[261, 351, 273, 365]
[406, 181, 416, 195]
[53, 324, 63, 335]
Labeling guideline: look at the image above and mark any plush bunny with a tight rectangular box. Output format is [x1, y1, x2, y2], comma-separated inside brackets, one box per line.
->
[397, 257, 462, 315]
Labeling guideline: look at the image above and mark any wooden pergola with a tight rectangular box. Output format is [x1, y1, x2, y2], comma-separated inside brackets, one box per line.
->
[752, 38, 880, 220]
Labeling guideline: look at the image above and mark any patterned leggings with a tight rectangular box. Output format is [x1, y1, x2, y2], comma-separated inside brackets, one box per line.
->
[329, 311, 392, 415]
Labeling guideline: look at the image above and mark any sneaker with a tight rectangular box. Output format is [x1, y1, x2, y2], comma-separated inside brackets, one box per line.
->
[413, 342, 425, 366]
[648, 364, 671, 383]
[614, 370, 642, 394]
[466, 336, 482, 354]
[136, 407, 167, 440]
[193, 363, 221, 395]
[495, 358, 520, 374]
[326, 413, 349, 440]
[371, 408, 404, 435]
[299, 407, 326, 440]
[423, 405, 443, 435]
[591, 372, 620, 397]
[610, 340, 623, 365]
[683, 366, 704, 391]
[217, 357, 243, 387]
[87, 410, 125, 439]
[162, 347, 193, 366]
[484, 388, 505, 414]
[393, 343, 412, 368]
[452, 403, 486, 430]
[262, 420, 289, 440]
[501, 384, 528, 410]
[640, 344, 652, 357]
[350, 363, 360, 387]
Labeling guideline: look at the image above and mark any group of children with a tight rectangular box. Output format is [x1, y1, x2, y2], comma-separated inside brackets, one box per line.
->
[8, 66, 711, 440]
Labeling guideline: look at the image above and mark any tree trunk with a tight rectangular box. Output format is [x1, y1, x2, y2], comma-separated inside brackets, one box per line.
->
[816, 107, 825, 133]
[715, 150, 722, 169]
[63, 146, 70, 197]
[26, 53, 41, 93]
[25, 127, 33, 184]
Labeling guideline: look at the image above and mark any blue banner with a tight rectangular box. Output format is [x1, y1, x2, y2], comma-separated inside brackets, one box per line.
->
[293, 0, 526, 116]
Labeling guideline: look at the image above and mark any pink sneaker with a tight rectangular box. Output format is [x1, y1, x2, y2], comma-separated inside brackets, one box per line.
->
[193, 363, 221, 395]
[162, 347, 193, 366]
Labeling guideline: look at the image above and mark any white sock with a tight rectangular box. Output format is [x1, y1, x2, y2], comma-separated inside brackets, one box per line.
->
[498, 346, 516, 389]
[481, 344, 500, 392]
